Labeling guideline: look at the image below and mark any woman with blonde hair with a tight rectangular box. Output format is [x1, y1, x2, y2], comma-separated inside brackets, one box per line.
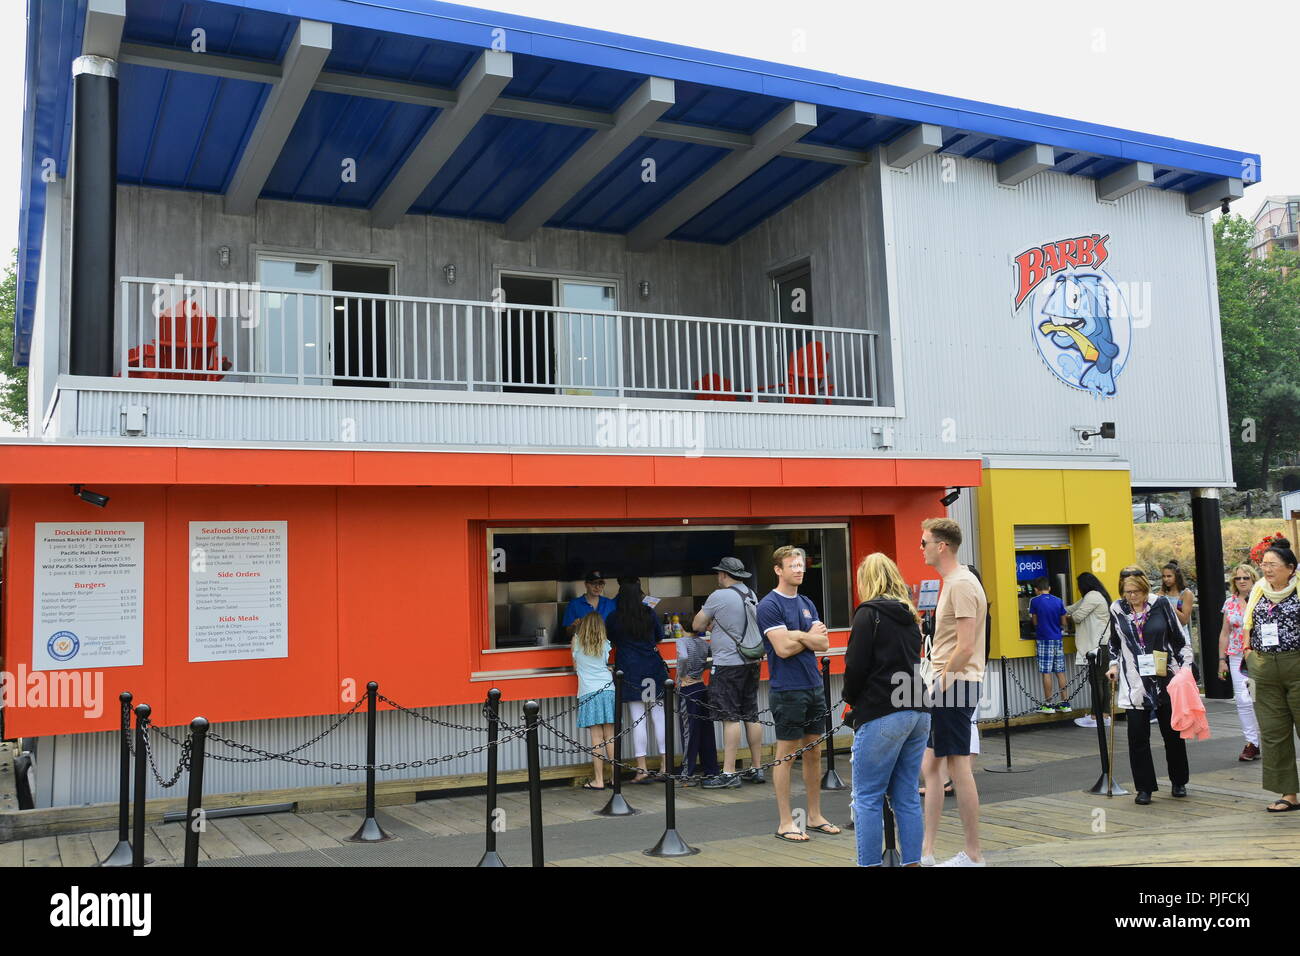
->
[571, 612, 615, 790]
[842, 552, 929, 866]
[1106, 568, 1193, 805]
[1218, 563, 1261, 761]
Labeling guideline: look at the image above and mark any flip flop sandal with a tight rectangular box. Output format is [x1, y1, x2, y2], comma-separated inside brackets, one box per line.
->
[582, 782, 606, 791]
[1266, 799, 1300, 812]
[807, 823, 841, 835]
[774, 830, 810, 843]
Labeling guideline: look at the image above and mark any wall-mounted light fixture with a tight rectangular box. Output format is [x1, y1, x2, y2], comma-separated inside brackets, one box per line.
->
[638, 280, 650, 299]
[217, 245, 231, 268]
[1079, 422, 1116, 442]
[443, 263, 457, 285]
[70, 484, 110, 508]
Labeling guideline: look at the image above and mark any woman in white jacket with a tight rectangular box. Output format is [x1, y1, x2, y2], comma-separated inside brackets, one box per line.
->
[1067, 572, 1112, 728]
[1106, 569, 1193, 805]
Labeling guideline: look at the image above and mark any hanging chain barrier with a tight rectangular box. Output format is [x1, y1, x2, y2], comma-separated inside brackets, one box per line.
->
[525, 688, 843, 783]
[124, 659, 1095, 787]
[1002, 662, 1093, 718]
[121, 696, 135, 757]
[127, 671, 826, 781]
[677, 682, 777, 726]
[139, 719, 192, 789]
[151, 695, 369, 764]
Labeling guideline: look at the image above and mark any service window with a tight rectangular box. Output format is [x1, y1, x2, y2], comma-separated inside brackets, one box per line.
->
[487, 524, 851, 649]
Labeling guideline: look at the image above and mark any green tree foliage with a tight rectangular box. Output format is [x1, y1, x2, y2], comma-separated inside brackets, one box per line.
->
[1214, 215, 1300, 487]
[0, 251, 28, 432]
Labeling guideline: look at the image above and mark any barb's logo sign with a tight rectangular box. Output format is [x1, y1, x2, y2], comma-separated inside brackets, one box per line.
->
[1012, 234, 1131, 398]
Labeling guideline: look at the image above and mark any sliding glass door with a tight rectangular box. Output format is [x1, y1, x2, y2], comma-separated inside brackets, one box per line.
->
[555, 280, 619, 396]
[256, 257, 394, 386]
[257, 258, 327, 385]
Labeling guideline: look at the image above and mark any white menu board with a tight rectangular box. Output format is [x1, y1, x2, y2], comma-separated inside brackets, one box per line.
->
[189, 521, 288, 662]
[33, 522, 144, 671]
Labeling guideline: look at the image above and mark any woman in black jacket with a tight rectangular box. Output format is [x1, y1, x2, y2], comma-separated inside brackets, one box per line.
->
[842, 552, 930, 866]
[607, 576, 669, 783]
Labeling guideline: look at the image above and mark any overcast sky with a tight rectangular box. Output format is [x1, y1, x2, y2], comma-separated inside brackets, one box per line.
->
[0, 0, 1294, 436]
[2, 0, 1295, 244]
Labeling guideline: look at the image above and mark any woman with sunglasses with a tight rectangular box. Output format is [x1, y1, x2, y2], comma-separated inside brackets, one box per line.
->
[1243, 538, 1300, 812]
[1218, 564, 1260, 762]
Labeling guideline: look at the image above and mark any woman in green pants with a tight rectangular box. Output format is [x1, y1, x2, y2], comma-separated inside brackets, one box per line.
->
[1243, 536, 1300, 812]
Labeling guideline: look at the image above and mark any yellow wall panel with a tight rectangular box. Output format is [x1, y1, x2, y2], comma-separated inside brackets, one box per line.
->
[976, 469, 1135, 663]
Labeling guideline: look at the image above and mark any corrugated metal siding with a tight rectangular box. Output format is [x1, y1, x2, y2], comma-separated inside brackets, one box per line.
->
[983, 655, 1095, 722]
[45, 680, 842, 807]
[883, 152, 1231, 487]
[71, 386, 904, 456]
[945, 485, 981, 568]
[41, 664, 1092, 806]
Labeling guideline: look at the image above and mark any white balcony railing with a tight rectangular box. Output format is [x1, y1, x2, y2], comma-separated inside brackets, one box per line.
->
[118, 277, 881, 406]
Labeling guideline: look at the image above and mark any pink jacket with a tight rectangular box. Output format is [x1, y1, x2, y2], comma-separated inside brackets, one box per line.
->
[1169, 667, 1211, 741]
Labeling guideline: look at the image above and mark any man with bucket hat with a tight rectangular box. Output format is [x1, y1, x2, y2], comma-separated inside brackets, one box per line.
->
[693, 556, 767, 788]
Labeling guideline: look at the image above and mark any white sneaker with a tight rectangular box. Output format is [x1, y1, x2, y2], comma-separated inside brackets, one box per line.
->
[1073, 715, 1112, 728]
[936, 851, 986, 867]
[920, 854, 936, 866]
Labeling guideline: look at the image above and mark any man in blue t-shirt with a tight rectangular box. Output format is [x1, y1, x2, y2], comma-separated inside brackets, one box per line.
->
[562, 571, 616, 641]
[757, 545, 840, 842]
[1028, 577, 1070, 714]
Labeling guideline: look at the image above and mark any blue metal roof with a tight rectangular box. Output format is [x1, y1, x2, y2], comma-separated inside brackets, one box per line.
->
[17, 0, 1261, 365]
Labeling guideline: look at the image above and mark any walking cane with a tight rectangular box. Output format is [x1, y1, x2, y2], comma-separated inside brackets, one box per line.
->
[1106, 671, 1118, 798]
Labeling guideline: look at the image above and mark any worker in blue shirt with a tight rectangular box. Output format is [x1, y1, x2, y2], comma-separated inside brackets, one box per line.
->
[564, 571, 617, 639]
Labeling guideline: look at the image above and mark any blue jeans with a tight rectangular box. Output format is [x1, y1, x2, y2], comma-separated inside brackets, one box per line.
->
[851, 709, 930, 866]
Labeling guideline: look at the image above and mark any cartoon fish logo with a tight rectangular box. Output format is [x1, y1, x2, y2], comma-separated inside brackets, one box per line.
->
[1036, 273, 1122, 396]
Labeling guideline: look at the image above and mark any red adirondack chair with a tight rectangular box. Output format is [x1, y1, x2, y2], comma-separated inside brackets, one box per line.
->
[127, 300, 232, 381]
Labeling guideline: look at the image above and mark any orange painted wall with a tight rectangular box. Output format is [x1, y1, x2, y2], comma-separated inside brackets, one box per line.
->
[2, 480, 958, 738]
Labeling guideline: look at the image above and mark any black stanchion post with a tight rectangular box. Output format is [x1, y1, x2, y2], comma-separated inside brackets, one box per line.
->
[183, 717, 208, 868]
[524, 700, 544, 868]
[645, 679, 699, 857]
[477, 688, 506, 867]
[98, 692, 134, 867]
[881, 796, 901, 867]
[348, 681, 392, 842]
[131, 703, 149, 867]
[1085, 649, 1127, 795]
[985, 656, 1030, 774]
[598, 671, 638, 816]
[820, 656, 845, 790]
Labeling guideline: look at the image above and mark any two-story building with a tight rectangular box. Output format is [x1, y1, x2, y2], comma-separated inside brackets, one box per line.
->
[4, 0, 1255, 807]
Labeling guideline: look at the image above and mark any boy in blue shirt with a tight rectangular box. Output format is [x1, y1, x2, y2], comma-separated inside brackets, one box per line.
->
[1028, 578, 1070, 713]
